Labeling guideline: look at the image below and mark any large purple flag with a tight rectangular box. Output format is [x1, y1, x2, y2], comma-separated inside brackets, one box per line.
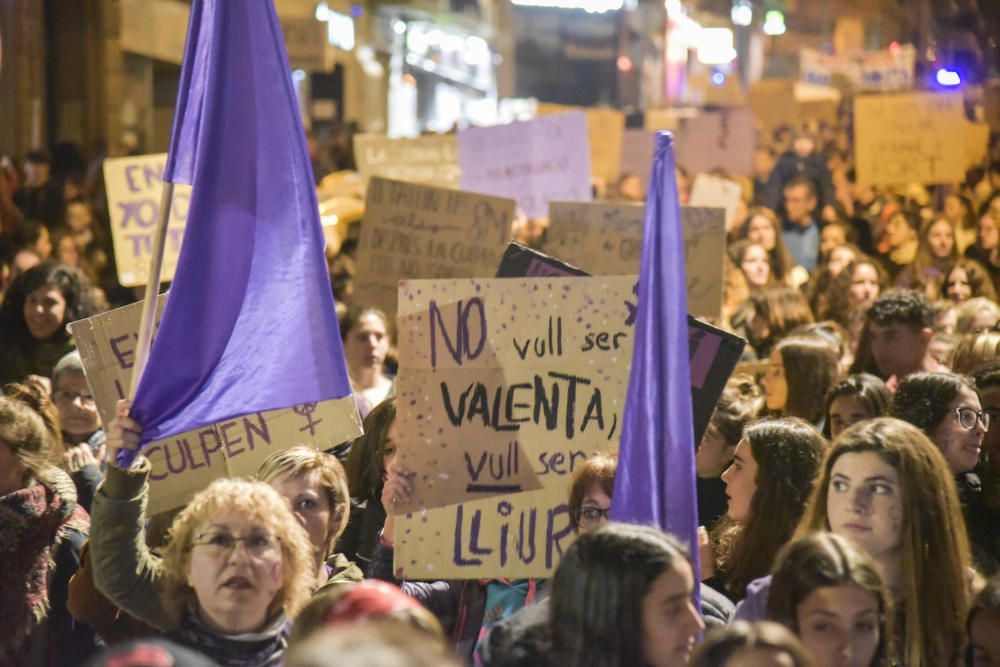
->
[611, 133, 700, 585]
[127, 0, 351, 450]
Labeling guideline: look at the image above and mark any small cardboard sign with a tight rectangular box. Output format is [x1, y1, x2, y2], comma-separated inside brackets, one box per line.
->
[620, 130, 656, 194]
[966, 121, 991, 169]
[542, 202, 726, 318]
[674, 108, 755, 177]
[353, 134, 460, 189]
[457, 112, 592, 218]
[688, 174, 743, 231]
[103, 154, 191, 287]
[536, 104, 626, 185]
[68, 299, 363, 516]
[854, 92, 966, 186]
[354, 177, 517, 318]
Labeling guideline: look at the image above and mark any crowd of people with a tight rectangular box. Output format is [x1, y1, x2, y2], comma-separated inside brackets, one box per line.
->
[3, 105, 1000, 667]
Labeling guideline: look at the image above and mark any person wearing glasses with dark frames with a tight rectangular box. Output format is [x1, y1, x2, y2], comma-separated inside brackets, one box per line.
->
[890, 371, 1000, 574]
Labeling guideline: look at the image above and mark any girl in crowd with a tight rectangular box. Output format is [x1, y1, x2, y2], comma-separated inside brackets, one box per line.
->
[952, 332, 1000, 375]
[945, 259, 998, 304]
[943, 192, 977, 253]
[765, 533, 891, 667]
[738, 207, 799, 286]
[955, 297, 1000, 335]
[896, 217, 958, 300]
[823, 374, 890, 441]
[340, 397, 396, 567]
[697, 378, 763, 530]
[968, 576, 1000, 667]
[498, 523, 705, 667]
[0, 261, 99, 385]
[890, 372, 999, 573]
[761, 335, 839, 427]
[820, 260, 886, 330]
[689, 622, 814, 667]
[340, 306, 394, 417]
[729, 240, 774, 291]
[808, 244, 860, 322]
[707, 419, 828, 601]
[795, 418, 972, 666]
[878, 207, 920, 282]
[51, 350, 105, 512]
[0, 392, 97, 665]
[743, 287, 815, 359]
[964, 212, 1000, 296]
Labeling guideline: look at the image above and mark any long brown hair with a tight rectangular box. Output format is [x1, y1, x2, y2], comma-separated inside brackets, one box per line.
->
[346, 397, 396, 499]
[738, 207, 796, 283]
[714, 418, 828, 599]
[773, 335, 840, 424]
[795, 418, 971, 667]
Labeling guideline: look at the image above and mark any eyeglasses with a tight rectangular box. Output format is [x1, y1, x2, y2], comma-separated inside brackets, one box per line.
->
[53, 389, 96, 407]
[951, 407, 991, 431]
[191, 531, 281, 559]
[575, 507, 611, 525]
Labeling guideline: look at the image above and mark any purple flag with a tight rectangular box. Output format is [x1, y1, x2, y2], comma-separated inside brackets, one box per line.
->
[611, 133, 700, 585]
[127, 0, 351, 451]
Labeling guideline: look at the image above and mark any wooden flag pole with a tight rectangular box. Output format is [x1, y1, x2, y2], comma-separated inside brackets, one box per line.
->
[129, 181, 175, 400]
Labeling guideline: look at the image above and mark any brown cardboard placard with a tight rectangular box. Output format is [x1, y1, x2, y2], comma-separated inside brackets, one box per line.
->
[966, 121, 991, 169]
[674, 108, 755, 177]
[354, 177, 516, 318]
[353, 134, 460, 190]
[102, 154, 191, 287]
[542, 202, 725, 317]
[536, 104, 625, 185]
[854, 92, 965, 186]
[68, 299, 363, 515]
[392, 276, 636, 578]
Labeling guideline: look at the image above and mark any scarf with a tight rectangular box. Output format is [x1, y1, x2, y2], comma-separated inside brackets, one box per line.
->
[165, 607, 290, 667]
[0, 472, 89, 663]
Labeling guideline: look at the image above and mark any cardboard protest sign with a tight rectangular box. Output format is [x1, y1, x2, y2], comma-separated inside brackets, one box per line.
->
[495, 241, 588, 279]
[966, 121, 991, 169]
[353, 134, 460, 189]
[985, 81, 1000, 132]
[103, 154, 191, 286]
[392, 274, 745, 578]
[620, 130, 656, 195]
[748, 80, 799, 134]
[458, 113, 591, 219]
[68, 299, 363, 515]
[537, 104, 625, 185]
[644, 107, 698, 132]
[800, 46, 915, 92]
[688, 174, 743, 231]
[392, 276, 636, 578]
[674, 108, 755, 177]
[354, 177, 517, 317]
[542, 202, 725, 318]
[854, 92, 965, 186]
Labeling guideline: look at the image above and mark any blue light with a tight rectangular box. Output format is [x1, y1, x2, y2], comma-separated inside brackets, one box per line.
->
[712, 71, 726, 86]
[936, 68, 961, 87]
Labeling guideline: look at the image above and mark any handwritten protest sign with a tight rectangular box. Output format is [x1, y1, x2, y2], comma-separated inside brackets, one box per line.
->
[542, 202, 725, 317]
[674, 108, 755, 177]
[644, 107, 698, 132]
[854, 92, 965, 186]
[620, 130, 656, 194]
[68, 299, 363, 515]
[457, 112, 591, 218]
[537, 104, 625, 185]
[748, 80, 798, 134]
[966, 121, 990, 169]
[689, 174, 743, 231]
[354, 177, 516, 317]
[353, 134, 460, 189]
[393, 277, 635, 578]
[103, 154, 191, 286]
[392, 276, 744, 578]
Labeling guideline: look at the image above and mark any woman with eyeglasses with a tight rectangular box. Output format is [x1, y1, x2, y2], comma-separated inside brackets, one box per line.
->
[889, 371, 999, 574]
[50, 350, 106, 512]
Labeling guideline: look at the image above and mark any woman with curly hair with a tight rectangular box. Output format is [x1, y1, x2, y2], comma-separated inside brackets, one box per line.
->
[943, 258, 999, 304]
[0, 261, 100, 385]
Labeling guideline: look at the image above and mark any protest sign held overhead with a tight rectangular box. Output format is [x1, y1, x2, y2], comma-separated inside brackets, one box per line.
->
[536, 103, 626, 185]
[619, 129, 656, 196]
[353, 133, 460, 189]
[392, 276, 636, 578]
[355, 177, 517, 317]
[543, 202, 726, 318]
[69, 299, 362, 515]
[688, 173, 743, 231]
[457, 111, 592, 219]
[854, 92, 965, 186]
[103, 154, 191, 287]
[673, 108, 755, 178]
